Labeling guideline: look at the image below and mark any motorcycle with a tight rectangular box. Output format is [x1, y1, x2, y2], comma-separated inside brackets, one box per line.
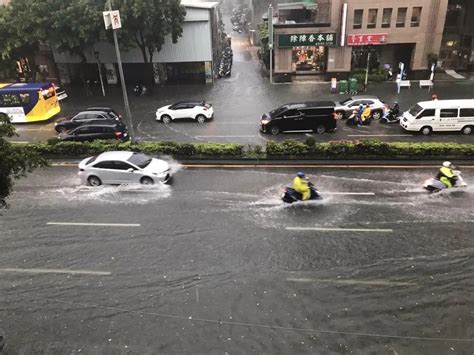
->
[219, 62, 232, 77]
[133, 84, 147, 96]
[281, 183, 322, 204]
[380, 109, 402, 124]
[423, 170, 467, 193]
[345, 111, 370, 126]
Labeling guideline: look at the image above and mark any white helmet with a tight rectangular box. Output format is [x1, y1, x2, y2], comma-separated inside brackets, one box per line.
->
[442, 161, 452, 168]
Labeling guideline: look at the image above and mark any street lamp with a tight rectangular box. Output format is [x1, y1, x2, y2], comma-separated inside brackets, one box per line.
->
[104, 0, 136, 142]
[94, 51, 106, 97]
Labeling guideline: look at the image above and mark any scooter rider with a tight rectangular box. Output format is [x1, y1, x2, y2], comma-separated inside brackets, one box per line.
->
[293, 172, 310, 201]
[437, 161, 457, 188]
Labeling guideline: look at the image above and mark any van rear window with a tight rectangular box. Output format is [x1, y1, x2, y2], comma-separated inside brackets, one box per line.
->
[460, 108, 474, 117]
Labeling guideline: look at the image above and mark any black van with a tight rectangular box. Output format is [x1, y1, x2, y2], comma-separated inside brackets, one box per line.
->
[260, 101, 337, 135]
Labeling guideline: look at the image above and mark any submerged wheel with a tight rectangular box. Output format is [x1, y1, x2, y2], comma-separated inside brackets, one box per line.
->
[161, 115, 171, 124]
[270, 126, 280, 135]
[372, 110, 382, 120]
[196, 114, 206, 124]
[335, 111, 345, 120]
[87, 176, 102, 187]
[140, 177, 154, 185]
[420, 126, 432, 135]
[315, 125, 326, 134]
[461, 125, 472, 135]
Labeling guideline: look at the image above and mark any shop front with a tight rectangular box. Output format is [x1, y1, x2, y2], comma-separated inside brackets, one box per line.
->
[276, 32, 337, 76]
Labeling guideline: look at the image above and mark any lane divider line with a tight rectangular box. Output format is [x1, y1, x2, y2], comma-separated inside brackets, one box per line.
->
[0, 268, 111, 276]
[286, 227, 393, 233]
[286, 278, 415, 286]
[47, 222, 140, 227]
[324, 192, 375, 196]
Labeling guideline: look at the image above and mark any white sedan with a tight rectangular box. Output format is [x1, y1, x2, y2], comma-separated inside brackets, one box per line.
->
[156, 100, 214, 124]
[78, 151, 172, 186]
[334, 95, 385, 120]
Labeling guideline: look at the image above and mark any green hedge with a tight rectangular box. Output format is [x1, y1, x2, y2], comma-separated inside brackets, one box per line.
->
[15, 139, 474, 159]
[266, 139, 474, 158]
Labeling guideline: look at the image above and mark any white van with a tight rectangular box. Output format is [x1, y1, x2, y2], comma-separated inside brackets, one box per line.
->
[400, 99, 474, 135]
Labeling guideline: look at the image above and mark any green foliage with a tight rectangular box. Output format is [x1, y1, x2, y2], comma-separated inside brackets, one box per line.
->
[0, 115, 48, 199]
[115, 0, 186, 63]
[351, 68, 387, 84]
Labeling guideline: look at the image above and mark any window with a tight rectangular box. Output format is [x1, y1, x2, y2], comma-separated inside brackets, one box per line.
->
[367, 9, 378, 29]
[353, 9, 363, 29]
[111, 161, 133, 170]
[0, 94, 21, 107]
[72, 113, 87, 121]
[382, 8, 392, 28]
[418, 109, 435, 118]
[283, 109, 299, 117]
[396, 7, 407, 28]
[460, 108, 474, 117]
[411, 7, 422, 27]
[440, 109, 458, 118]
[128, 153, 152, 169]
[93, 161, 116, 169]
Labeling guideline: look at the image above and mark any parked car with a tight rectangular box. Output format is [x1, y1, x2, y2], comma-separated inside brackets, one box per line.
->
[55, 110, 120, 132]
[260, 101, 337, 135]
[78, 151, 172, 186]
[400, 99, 474, 135]
[58, 122, 128, 142]
[156, 101, 214, 124]
[85, 107, 122, 120]
[334, 95, 385, 120]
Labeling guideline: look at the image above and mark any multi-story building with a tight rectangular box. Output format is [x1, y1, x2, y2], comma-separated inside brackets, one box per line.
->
[259, 0, 450, 80]
[439, 0, 474, 71]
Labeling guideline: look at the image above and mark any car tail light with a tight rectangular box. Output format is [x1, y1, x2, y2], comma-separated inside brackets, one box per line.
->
[115, 131, 123, 138]
[332, 112, 337, 120]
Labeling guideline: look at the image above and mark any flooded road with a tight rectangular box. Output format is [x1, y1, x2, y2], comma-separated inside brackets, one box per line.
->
[1, 166, 473, 354]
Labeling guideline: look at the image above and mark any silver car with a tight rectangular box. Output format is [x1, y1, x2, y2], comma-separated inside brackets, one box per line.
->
[78, 151, 172, 186]
[334, 95, 385, 120]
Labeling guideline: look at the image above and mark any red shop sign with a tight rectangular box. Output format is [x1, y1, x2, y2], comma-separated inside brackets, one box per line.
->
[347, 33, 388, 45]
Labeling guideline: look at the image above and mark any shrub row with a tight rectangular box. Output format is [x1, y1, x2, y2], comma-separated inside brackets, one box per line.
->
[266, 139, 474, 159]
[16, 139, 474, 160]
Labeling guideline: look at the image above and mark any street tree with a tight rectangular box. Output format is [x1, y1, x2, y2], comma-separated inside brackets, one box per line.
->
[115, 0, 186, 82]
[0, 114, 48, 202]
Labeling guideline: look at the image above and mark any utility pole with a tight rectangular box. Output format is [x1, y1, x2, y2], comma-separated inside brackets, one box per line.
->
[105, 0, 135, 142]
[94, 51, 106, 97]
[364, 50, 371, 92]
[268, 5, 273, 84]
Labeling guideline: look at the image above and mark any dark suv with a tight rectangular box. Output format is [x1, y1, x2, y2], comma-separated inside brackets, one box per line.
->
[55, 110, 120, 133]
[58, 122, 128, 142]
[260, 101, 337, 135]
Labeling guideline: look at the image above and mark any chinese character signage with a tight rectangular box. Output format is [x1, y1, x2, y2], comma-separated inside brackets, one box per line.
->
[278, 33, 337, 47]
[347, 34, 388, 46]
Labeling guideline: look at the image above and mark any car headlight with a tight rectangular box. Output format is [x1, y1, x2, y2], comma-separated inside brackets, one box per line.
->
[261, 119, 270, 125]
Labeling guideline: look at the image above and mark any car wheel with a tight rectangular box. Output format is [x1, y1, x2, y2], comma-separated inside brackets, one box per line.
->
[196, 114, 206, 124]
[315, 124, 326, 134]
[87, 176, 102, 187]
[270, 125, 280, 135]
[335, 111, 345, 120]
[161, 115, 172, 124]
[372, 110, 382, 120]
[420, 126, 432, 135]
[461, 125, 472, 135]
[140, 177, 154, 185]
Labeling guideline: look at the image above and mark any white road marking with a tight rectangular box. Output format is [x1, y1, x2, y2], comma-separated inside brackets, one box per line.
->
[286, 227, 393, 233]
[348, 134, 408, 137]
[324, 192, 375, 196]
[0, 268, 111, 276]
[47, 222, 140, 227]
[195, 135, 259, 138]
[287, 278, 414, 286]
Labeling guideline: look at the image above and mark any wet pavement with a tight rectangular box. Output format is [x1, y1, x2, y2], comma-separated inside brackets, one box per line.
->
[12, 28, 474, 145]
[1, 165, 473, 354]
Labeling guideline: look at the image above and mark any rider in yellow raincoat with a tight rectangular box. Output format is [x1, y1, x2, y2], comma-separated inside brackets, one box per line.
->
[437, 161, 456, 188]
[361, 104, 372, 123]
[293, 172, 311, 200]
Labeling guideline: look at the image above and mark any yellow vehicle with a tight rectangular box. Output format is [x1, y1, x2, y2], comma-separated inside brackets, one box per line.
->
[0, 82, 61, 123]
